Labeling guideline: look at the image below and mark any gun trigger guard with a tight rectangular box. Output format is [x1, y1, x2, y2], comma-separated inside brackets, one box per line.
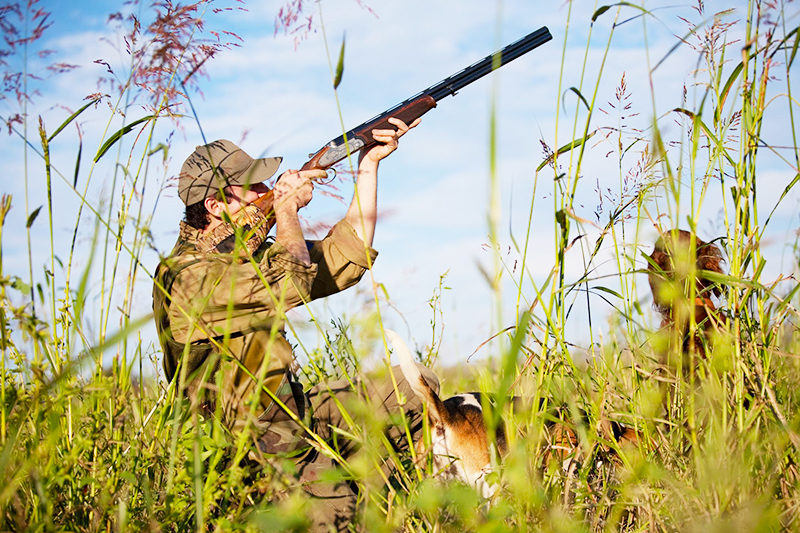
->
[321, 168, 336, 184]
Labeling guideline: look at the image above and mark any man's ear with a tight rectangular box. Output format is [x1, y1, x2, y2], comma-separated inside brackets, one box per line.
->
[204, 195, 223, 218]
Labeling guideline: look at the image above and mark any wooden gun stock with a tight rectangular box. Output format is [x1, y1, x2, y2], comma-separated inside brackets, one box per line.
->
[251, 189, 276, 233]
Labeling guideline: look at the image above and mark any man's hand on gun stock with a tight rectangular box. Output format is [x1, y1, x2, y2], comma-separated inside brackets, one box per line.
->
[272, 169, 323, 267]
[273, 169, 323, 213]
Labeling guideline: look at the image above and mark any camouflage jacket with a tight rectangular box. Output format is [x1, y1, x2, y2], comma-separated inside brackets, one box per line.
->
[153, 219, 377, 454]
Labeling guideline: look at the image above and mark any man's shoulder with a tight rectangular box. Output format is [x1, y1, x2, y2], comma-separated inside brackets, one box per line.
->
[155, 235, 225, 285]
[165, 247, 236, 276]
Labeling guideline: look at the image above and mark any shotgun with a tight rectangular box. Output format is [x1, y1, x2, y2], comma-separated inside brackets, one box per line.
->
[253, 26, 553, 225]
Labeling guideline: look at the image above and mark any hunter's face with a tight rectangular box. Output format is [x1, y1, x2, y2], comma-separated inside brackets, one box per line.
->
[221, 182, 269, 216]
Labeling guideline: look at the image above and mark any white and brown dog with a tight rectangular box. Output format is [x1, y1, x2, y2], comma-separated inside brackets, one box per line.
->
[385, 330, 638, 498]
[386, 330, 506, 497]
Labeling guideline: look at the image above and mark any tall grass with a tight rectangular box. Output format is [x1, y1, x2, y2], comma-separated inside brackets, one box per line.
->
[1, 0, 800, 531]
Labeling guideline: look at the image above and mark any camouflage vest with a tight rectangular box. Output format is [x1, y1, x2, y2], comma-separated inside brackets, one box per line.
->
[153, 236, 214, 384]
[153, 234, 313, 457]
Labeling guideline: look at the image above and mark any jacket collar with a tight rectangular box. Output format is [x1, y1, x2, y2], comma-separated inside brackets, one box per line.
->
[179, 220, 202, 244]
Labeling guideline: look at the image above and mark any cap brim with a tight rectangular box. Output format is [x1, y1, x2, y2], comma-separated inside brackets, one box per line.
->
[229, 156, 283, 187]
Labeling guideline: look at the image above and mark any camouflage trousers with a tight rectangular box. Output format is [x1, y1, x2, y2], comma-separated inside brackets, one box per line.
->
[279, 364, 440, 533]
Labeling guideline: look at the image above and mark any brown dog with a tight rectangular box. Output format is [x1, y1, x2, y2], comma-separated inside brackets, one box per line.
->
[647, 229, 725, 355]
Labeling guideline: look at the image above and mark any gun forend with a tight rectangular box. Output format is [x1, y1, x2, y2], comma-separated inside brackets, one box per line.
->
[302, 95, 437, 171]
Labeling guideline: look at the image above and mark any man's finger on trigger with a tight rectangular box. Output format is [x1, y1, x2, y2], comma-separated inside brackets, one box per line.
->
[300, 169, 327, 180]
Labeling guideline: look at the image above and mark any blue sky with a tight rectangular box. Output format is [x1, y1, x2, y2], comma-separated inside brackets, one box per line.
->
[2, 0, 798, 374]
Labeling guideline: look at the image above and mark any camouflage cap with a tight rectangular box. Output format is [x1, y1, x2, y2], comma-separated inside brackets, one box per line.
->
[178, 139, 282, 206]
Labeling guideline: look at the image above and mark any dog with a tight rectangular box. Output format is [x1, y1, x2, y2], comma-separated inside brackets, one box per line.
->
[646, 229, 725, 356]
[385, 330, 638, 499]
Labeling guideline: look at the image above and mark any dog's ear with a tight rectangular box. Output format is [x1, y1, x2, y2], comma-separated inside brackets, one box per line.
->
[385, 330, 446, 428]
[694, 238, 724, 298]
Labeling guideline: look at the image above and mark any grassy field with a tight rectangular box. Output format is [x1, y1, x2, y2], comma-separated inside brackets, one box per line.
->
[2, 0, 800, 531]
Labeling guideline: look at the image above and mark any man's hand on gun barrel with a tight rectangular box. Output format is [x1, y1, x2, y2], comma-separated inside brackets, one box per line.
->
[359, 117, 421, 164]
[273, 116, 420, 215]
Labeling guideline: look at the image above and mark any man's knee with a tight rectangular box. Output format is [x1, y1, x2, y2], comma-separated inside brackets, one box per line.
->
[298, 460, 358, 532]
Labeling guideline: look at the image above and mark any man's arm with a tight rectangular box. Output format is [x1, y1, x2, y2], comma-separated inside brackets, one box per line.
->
[272, 169, 325, 265]
[167, 249, 318, 345]
[343, 117, 419, 247]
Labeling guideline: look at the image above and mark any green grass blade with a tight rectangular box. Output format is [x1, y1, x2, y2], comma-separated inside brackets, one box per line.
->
[717, 62, 743, 121]
[674, 108, 737, 167]
[592, 2, 650, 23]
[47, 98, 99, 142]
[25, 206, 41, 228]
[74, 137, 82, 188]
[537, 130, 596, 171]
[564, 86, 590, 112]
[93, 115, 154, 163]
[334, 33, 346, 89]
[789, 25, 800, 67]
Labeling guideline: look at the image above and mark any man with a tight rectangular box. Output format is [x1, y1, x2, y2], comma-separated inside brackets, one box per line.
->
[153, 117, 436, 529]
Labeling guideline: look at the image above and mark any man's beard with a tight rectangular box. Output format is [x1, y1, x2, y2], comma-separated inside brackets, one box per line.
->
[195, 203, 271, 258]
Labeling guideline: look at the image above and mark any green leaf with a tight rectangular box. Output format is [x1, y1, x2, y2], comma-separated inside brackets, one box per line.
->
[333, 33, 346, 90]
[537, 130, 596, 171]
[10, 277, 30, 294]
[691, 109, 702, 162]
[555, 209, 567, 233]
[94, 115, 154, 162]
[762, 172, 800, 234]
[774, 173, 800, 212]
[592, 285, 623, 299]
[592, 2, 648, 23]
[74, 219, 101, 324]
[564, 87, 590, 112]
[698, 269, 762, 290]
[789, 25, 800, 68]
[48, 97, 99, 142]
[149, 142, 168, 163]
[119, 472, 138, 486]
[26, 206, 42, 228]
[673, 108, 736, 167]
[776, 282, 800, 315]
[498, 311, 531, 401]
[716, 62, 743, 121]
[376, 282, 390, 300]
[74, 138, 82, 188]
[591, 5, 612, 21]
